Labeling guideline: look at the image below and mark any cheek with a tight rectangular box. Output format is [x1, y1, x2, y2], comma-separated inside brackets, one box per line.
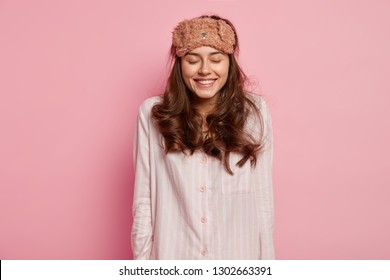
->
[180, 67, 193, 89]
[181, 70, 191, 81]
[180, 63, 195, 79]
[181, 71, 192, 88]
[217, 63, 229, 80]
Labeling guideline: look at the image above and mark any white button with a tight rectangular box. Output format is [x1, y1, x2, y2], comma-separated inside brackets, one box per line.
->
[201, 217, 207, 223]
[201, 249, 208, 256]
[200, 186, 206, 192]
[200, 156, 207, 164]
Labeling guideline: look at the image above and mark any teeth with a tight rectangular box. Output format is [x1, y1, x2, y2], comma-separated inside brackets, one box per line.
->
[197, 80, 215, 85]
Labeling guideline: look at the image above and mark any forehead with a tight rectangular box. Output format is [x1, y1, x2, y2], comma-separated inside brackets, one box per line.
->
[186, 46, 226, 56]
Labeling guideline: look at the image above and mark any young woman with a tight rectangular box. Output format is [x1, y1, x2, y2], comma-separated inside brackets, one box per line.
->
[132, 15, 274, 260]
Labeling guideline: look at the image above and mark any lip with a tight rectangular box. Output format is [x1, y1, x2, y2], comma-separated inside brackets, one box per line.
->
[193, 78, 217, 88]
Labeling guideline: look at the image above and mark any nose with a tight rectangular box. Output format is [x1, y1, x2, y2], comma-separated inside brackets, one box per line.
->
[198, 61, 211, 75]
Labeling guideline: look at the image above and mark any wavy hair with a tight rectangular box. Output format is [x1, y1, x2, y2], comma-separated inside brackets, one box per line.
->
[152, 15, 265, 174]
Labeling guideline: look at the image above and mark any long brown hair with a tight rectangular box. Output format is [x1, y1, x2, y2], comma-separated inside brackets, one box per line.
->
[152, 15, 265, 174]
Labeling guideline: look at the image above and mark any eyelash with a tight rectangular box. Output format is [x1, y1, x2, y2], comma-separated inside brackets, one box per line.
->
[187, 60, 222, 64]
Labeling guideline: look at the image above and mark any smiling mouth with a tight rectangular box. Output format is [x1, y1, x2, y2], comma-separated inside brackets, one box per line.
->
[194, 79, 217, 87]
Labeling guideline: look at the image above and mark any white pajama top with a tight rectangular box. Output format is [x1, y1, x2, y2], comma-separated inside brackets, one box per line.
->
[131, 93, 274, 260]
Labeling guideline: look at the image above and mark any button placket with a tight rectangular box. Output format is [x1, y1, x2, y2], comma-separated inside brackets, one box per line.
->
[200, 152, 209, 258]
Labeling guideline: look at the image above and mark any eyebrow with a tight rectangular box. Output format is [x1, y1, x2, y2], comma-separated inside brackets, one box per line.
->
[185, 51, 224, 57]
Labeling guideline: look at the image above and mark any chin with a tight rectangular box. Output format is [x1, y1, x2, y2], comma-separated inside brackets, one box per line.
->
[193, 90, 218, 100]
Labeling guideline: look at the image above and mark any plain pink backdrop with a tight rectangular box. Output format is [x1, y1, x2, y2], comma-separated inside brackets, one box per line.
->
[1, 0, 389, 259]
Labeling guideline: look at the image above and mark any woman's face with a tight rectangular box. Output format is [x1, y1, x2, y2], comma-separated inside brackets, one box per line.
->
[181, 46, 229, 109]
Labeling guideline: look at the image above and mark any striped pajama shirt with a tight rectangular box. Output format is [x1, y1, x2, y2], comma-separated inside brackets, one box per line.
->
[131, 93, 274, 259]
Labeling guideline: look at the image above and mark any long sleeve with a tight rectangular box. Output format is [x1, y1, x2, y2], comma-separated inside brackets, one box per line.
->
[131, 106, 153, 260]
[130, 95, 274, 260]
[256, 98, 275, 259]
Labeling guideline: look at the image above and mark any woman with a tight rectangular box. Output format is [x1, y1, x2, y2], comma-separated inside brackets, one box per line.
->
[132, 15, 274, 260]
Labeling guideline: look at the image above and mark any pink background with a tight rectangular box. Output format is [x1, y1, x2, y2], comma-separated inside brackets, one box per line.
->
[1, 0, 389, 259]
